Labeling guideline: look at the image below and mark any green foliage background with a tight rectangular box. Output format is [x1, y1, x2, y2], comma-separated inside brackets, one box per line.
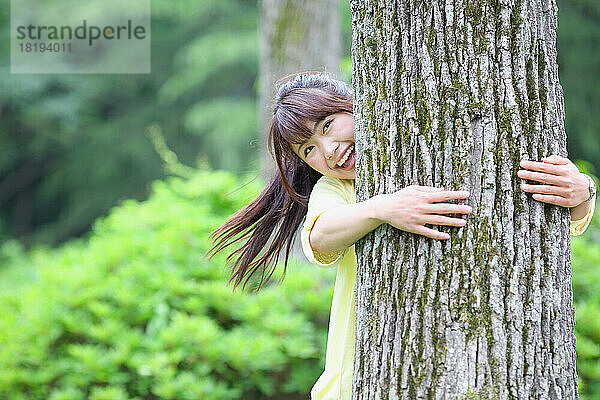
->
[0, 169, 336, 399]
[572, 203, 600, 398]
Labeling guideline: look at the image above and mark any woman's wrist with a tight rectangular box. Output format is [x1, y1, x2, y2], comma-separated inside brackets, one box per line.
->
[570, 195, 593, 221]
[369, 193, 389, 225]
[582, 174, 596, 203]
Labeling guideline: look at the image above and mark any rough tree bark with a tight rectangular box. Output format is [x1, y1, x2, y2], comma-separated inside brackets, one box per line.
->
[258, 0, 341, 176]
[351, 0, 578, 398]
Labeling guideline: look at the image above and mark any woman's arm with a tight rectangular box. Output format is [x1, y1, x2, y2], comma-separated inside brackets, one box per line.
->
[517, 155, 593, 220]
[309, 186, 472, 254]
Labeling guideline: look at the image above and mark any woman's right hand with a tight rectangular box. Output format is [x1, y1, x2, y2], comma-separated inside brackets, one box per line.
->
[373, 185, 472, 240]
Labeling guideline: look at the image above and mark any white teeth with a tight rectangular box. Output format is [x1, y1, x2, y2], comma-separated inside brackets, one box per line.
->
[337, 144, 354, 167]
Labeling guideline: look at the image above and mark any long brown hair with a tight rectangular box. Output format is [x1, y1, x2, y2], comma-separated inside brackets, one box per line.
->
[207, 72, 353, 291]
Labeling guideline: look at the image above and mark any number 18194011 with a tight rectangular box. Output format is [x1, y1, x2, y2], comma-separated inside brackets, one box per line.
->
[19, 42, 72, 53]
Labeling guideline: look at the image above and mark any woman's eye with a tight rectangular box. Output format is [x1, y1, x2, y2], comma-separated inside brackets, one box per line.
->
[304, 145, 314, 157]
[323, 120, 332, 133]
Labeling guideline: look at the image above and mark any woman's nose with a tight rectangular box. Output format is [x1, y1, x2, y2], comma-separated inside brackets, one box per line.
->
[324, 141, 337, 160]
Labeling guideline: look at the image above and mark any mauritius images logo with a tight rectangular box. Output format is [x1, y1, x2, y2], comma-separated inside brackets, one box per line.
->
[11, 0, 150, 73]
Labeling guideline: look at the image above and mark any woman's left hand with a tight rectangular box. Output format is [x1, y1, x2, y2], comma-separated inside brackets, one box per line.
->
[517, 154, 590, 208]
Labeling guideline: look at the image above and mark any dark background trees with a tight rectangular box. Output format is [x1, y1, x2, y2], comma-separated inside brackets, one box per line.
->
[558, 0, 600, 177]
[0, 0, 260, 245]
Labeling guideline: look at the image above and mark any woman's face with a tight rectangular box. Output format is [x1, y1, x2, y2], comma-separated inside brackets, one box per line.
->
[292, 112, 356, 180]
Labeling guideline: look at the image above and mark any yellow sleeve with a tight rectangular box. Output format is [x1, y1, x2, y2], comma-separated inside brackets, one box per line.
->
[300, 177, 352, 267]
[570, 192, 596, 236]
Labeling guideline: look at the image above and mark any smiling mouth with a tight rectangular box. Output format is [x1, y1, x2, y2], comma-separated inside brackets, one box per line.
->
[336, 144, 355, 168]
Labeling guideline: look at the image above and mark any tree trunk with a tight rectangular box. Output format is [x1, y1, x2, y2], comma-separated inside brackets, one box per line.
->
[351, 0, 578, 398]
[258, 0, 341, 176]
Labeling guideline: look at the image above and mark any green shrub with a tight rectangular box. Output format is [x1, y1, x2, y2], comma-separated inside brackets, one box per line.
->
[572, 204, 600, 400]
[0, 169, 335, 399]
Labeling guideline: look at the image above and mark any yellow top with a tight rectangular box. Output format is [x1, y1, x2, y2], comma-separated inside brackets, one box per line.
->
[301, 176, 596, 400]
